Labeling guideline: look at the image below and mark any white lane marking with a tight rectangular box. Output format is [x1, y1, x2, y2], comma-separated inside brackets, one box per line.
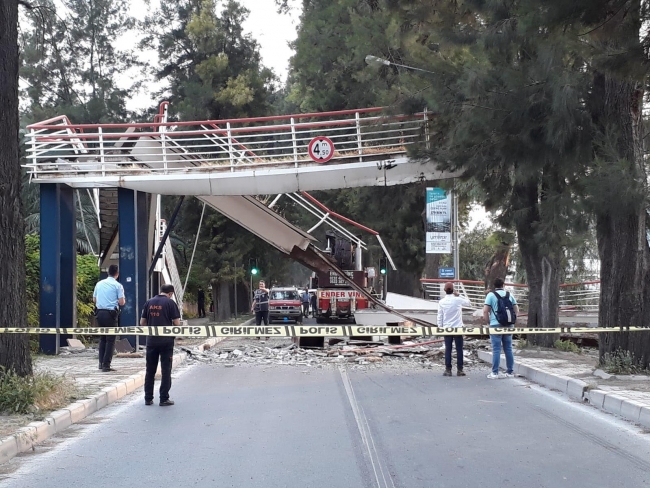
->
[339, 366, 396, 488]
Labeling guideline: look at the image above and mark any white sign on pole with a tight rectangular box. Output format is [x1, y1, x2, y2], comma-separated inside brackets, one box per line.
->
[426, 187, 452, 253]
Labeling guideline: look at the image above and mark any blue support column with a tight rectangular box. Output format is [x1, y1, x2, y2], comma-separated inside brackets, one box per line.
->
[39, 184, 76, 355]
[118, 189, 149, 347]
[136, 192, 149, 346]
[58, 186, 75, 347]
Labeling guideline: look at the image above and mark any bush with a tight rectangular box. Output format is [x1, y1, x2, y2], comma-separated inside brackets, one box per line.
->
[24, 235, 99, 328]
[600, 349, 644, 376]
[554, 339, 581, 354]
[0, 368, 78, 414]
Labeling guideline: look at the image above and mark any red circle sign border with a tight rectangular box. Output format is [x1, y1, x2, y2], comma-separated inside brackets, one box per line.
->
[308, 136, 335, 163]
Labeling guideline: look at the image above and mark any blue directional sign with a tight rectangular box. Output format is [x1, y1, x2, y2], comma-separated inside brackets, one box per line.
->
[438, 267, 456, 279]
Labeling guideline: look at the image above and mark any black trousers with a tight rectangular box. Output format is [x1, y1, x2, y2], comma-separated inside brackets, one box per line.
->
[96, 310, 117, 368]
[198, 302, 205, 318]
[144, 341, 174, 402]
[444, 335, 464, 370]
[302, 303, 309, 317]
[255, 310, 269, 325]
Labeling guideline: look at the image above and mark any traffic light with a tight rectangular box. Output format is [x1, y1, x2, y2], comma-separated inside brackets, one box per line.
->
[379, 257, 388, 275]
[249, 258, 259, 276]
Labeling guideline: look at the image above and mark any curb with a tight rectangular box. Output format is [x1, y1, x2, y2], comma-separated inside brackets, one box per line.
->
[0, 321, 251, 465]
[477, 350, 650, 430]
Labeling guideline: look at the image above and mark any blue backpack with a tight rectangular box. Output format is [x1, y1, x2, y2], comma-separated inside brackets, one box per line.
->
[491, 291, 516, 326]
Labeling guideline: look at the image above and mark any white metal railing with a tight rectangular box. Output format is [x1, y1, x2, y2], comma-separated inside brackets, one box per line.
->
[23, 106, 426, 180]
[421, 279, 600, 312]
[422, 280, 529, 310]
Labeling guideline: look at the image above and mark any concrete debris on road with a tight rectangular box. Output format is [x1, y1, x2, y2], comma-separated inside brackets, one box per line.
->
[186, 337, 491, 371]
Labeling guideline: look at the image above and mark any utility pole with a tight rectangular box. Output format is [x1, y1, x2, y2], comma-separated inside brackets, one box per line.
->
[379, 257, 388, 301]
[249, 258, 259, 312]
[234, 261, 238, 319]
[453, 192, 459, 280]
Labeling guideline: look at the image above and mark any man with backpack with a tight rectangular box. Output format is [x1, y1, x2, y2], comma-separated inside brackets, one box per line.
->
[483, 278, 519, 379]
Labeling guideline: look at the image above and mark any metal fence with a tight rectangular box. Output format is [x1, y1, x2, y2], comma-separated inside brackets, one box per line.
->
[421, 279, 600, 312]
[24, 106, 428, 179]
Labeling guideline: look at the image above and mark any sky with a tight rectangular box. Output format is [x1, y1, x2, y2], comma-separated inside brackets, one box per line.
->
[124, 0, 301, 112]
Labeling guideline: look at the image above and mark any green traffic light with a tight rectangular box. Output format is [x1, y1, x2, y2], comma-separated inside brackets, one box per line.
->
[380, 268, 386, 275]
[251, 268, 258, 275]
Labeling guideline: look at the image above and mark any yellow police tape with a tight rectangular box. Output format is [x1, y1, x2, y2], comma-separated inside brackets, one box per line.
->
[0, 325, 647, 337]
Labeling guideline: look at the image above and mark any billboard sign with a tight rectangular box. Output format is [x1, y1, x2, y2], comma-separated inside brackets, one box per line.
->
[426, 187, 452, 253]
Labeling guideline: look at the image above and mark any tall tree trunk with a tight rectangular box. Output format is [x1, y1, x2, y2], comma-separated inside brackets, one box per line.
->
[386, 269, 421, 297]
[484, 244, 510, 290]
[0, 0, 33, 376]
[520, 242, 561, 347]
[514, 183, 560, 347]
[217, 281, 231, 321]
[590, 68, 650, 368]
[422, 253, 441, 298]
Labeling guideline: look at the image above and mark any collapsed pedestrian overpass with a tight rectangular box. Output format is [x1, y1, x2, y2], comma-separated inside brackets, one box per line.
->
[25, 103, 456, 353]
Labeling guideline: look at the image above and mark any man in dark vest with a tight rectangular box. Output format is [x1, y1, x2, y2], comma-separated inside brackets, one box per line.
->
[197, 286, 206, 318]
[251, 280, 270, 325]
[140, 284, 181, 406]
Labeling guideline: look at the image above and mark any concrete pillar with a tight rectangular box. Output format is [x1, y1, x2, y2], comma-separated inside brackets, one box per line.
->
[39, 184, 75, 354]
[118, 189, 149, 348]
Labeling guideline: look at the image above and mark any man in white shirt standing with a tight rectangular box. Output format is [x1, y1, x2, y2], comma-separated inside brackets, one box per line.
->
[437, 282, 472, 377]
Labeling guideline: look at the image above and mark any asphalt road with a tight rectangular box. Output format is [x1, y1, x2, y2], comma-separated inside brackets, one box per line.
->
[2, 349, 650, 487]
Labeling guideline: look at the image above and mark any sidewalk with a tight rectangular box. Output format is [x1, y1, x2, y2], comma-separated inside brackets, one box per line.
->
[477, 347, 650, 429]
[0, 316, 252, 464]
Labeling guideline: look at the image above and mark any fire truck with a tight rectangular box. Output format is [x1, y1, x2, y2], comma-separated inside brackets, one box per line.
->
[312, 231, 371, 323]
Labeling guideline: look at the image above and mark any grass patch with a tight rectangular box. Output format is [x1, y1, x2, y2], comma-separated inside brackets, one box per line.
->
[0, 368, 78, 415]
[554, 339, 581, 354]
[600, 349, 647, 376]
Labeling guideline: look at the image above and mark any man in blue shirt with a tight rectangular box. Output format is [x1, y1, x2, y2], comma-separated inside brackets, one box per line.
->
[483, 278, 519, 379]
[93, 264, 125, 372]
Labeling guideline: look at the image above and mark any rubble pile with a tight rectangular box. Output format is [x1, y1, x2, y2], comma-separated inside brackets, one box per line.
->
[186, 337, 491, 371]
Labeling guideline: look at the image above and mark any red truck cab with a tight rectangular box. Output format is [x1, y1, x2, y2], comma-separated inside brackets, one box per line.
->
[268, 287, 303, 324]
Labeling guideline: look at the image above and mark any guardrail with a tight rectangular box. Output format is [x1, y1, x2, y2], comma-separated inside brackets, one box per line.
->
[421, 279, 600, 312]
[24, 106, 428, 179]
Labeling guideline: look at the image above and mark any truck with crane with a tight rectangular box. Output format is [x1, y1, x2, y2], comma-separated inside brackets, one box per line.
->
[311, 231, 372, 323]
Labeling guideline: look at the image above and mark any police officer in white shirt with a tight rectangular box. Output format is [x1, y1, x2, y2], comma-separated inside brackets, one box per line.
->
[437, 282, 472, 376]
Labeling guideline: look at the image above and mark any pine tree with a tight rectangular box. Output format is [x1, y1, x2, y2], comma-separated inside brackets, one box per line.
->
[146, 1, 290, 317]
[20, 0, 135, 123]
[384, 0, 600, 345]
[0, 0, 32, 376]
[142, 0, 274, 120]
[570, 0, 650, 366]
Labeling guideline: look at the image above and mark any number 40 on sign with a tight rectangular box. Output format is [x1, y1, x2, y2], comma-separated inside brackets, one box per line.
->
[308, 136, 335, 163]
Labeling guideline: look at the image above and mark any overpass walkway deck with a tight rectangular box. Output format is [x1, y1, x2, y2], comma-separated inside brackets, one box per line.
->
[24, 104, 455, 195]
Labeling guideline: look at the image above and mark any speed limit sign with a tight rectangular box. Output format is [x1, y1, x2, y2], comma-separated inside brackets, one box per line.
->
[308, 136, 335, 163]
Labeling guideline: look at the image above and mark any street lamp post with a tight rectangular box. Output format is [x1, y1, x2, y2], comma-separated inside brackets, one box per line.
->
[366, 55, 460, 281]
[364, 55, 435, 75]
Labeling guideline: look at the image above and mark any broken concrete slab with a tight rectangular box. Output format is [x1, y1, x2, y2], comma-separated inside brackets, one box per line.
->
[67, 338, 85, 349]
[593, 369, 612, 380]
[114, 338, 134, 353]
